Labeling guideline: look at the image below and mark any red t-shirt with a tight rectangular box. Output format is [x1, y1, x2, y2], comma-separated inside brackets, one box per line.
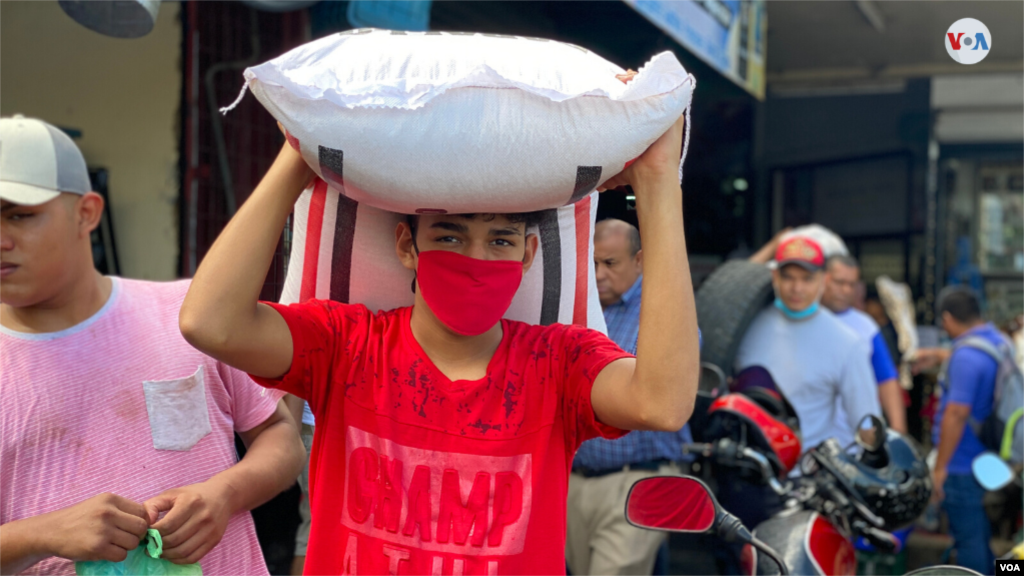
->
[252, 301, 631, 576]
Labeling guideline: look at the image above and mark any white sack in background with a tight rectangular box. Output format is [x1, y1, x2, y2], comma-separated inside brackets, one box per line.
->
[281, 179, 607, 334]
[234, 28, 694, 214]
[783, 224, 850, 258]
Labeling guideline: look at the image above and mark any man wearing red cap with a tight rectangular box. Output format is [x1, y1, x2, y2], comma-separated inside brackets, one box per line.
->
[735, 236, 880, 451]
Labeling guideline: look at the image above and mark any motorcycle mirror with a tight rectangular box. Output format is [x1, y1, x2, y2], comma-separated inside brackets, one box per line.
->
[904, 566, 984, 576]
[698, 362, 726, 397]
[690, 363, 726, 443]
[625, 476, 717, 533]
[855, 414, 886, 452]
[972, 452, 1013, 491]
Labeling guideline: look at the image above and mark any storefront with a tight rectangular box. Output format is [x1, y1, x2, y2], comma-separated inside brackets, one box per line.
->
[933, 73, 1024, 327]
[759, 79, 933, 304]
[751, 2, 1022, 323]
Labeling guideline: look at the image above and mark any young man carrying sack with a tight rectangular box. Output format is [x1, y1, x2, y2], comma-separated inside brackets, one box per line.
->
[181, 106, 698, 573]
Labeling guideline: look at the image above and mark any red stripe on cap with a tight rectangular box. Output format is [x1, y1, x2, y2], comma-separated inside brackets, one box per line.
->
[299, 179, 327, 303]
[572, 196, 591, 326]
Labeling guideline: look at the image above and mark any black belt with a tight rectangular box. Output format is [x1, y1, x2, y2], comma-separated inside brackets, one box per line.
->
[573, 459, 670, 479]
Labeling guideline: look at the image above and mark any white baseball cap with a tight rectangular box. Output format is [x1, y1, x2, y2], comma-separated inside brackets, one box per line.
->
[0, 115, 91, 206]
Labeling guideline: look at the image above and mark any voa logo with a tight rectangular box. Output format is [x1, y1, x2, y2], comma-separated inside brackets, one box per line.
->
[946, 18, 992, 65]
[997, 559, 1024, 575]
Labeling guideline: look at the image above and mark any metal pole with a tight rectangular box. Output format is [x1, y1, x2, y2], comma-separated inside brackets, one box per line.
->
[924, 139, 939, 324]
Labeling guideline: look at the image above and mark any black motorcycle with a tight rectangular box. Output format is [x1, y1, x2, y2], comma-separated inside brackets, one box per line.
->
[654, 364, 933, 575]
[624, 473, 982, 576]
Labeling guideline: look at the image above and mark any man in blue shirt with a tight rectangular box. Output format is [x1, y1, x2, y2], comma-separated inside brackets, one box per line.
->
[920, 287, 1000, 572]
[566, 219, 694, 576]
[822, 254, 907, 434]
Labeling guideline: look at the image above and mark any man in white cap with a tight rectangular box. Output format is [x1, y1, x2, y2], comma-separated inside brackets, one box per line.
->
[735, 235, 880, 451]
[0, 115, 305, 575]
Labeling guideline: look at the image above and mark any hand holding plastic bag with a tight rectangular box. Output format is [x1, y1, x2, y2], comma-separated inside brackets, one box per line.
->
[76, 529, 202, 575]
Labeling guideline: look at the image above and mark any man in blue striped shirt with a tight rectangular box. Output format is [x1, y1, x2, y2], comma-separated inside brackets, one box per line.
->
[566, 219, 694, 576]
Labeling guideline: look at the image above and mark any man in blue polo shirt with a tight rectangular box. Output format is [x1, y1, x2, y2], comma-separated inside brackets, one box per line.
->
[922, 287, 1001, 572]
[822, 254, 907, 434]
[566, 219, 694, 576]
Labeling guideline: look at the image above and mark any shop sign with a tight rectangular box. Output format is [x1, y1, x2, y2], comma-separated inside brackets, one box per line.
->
[623, 0, 766, 99]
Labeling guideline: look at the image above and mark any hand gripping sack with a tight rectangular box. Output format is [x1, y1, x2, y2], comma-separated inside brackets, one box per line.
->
[228, 28, 694, 214]
[280, 179, 607, 333]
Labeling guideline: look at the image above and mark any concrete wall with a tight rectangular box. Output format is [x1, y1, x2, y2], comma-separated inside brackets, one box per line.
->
[1, 1, 181, 280]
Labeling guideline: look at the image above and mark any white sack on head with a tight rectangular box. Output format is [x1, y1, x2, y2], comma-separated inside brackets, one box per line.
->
[783, 225, 849, 259]
[280, 179, 607, 334]
[234, 28, 694, 215]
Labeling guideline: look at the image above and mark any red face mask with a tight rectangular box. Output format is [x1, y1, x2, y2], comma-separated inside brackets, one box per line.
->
[416, 250, 523, 336]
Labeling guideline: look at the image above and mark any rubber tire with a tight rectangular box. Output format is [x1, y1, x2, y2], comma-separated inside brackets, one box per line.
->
[696, 260, 774, 377]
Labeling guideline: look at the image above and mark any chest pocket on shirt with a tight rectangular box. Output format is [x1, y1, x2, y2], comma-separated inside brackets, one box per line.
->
[143, 366, 212, 451]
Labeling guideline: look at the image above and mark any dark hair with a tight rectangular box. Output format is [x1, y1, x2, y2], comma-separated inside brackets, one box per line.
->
[406, 212, 543, 237]
[937, 286, 982, 324]
[826, 254, 859, 271]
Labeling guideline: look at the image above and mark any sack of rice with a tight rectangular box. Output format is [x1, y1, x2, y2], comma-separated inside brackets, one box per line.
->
[228, 28, 694, 214]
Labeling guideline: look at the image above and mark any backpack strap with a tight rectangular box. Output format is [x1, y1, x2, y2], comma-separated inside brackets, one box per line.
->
[953, 335, 1003, 362]
[952, 335, 1006, 437]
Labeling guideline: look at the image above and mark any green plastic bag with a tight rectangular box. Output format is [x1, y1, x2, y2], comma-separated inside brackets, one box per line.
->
[76, 529, 202, 576]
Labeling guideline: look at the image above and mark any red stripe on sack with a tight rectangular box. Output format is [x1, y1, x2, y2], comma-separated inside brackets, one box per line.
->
[624, 157, 639, 169]
[299, 179, 328, 303]
[572, 196, 591, 326]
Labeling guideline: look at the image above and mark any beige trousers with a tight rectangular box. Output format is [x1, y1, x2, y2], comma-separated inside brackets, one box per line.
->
[565, 463, 679, 575]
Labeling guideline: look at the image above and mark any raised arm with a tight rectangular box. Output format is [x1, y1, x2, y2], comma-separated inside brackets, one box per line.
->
[179, 143, 312, 378]
[589, 115, 700, 432]
[748, 227, 791, 264]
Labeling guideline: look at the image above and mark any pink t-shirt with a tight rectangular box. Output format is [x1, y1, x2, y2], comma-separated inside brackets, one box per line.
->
[1, 278, 284, 575]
